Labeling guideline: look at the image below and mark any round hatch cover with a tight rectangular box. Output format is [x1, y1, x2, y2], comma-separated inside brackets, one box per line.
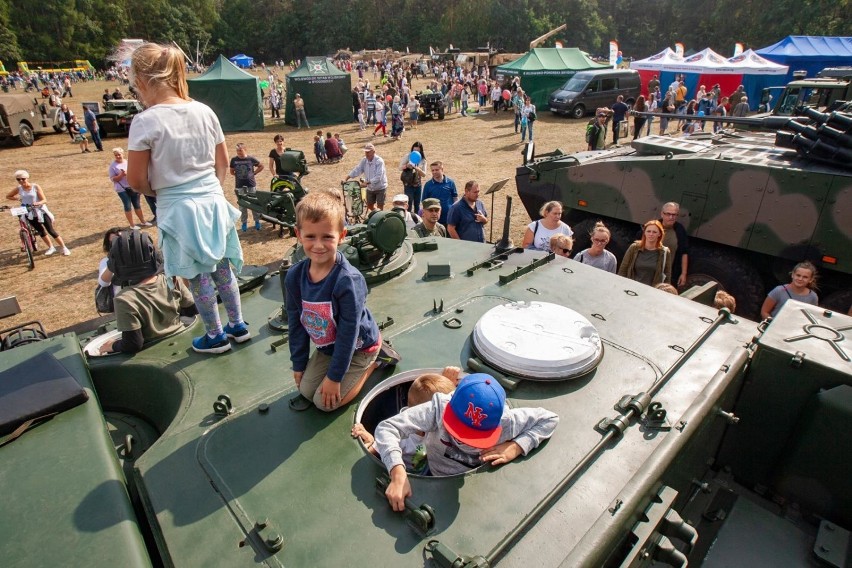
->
[472, 301, 603, 380]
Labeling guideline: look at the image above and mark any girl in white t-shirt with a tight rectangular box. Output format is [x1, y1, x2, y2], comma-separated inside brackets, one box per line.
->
[126, 43, 248, 355]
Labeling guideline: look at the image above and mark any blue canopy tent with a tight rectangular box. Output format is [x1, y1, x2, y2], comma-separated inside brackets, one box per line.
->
[756, 36, 852, 82]
[229, 54, 254, 69]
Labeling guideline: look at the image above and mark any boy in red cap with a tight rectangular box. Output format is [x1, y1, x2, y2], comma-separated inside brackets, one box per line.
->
[375, 373, 558, 511]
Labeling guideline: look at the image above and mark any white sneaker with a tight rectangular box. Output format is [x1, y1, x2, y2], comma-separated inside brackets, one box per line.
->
[62, 247, 71, 256]
[44, 246, 57, 256]
[130, 224, 140, 230]
[141, 221, 153, 227]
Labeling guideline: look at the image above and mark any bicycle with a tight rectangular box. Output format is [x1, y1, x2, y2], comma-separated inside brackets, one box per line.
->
[1, 204, 39, 270]
[341, 180, 368, 225]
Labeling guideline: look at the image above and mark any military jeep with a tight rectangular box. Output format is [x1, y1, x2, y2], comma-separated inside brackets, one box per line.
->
[95, 99, 144, 138]
[0, 94, 65, 146]
[416, 92, 445, 120]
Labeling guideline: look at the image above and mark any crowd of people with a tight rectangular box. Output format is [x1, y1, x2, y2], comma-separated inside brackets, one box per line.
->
[586, 77, 757, 150]
[6, 45, 844, 365]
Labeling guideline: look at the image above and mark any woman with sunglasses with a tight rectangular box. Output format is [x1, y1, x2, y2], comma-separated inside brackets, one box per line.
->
[573, 221, 617, 273]
[6, 170, 70, 256]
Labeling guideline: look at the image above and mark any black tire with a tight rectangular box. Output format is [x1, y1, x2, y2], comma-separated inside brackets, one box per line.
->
[20, 229, 34, 270]
[18, 123, 34, 147]
[684, 246, 765, 319]
[571, 104, 586, 119]
[823, 288, 852, 315]
[99, 125, 109, 139]
[437, 106, 445, 120]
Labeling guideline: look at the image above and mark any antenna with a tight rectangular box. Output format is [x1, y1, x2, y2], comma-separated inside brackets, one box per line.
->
[494, 196, 514, 253]
[484, 178, 510, 244]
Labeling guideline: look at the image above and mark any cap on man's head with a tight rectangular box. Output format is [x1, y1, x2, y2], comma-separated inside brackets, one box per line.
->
[363, 143, 376, 152]
[392, 194, 408, 204]
[443, 373, 505, 449]
[422, 197, 441, 210]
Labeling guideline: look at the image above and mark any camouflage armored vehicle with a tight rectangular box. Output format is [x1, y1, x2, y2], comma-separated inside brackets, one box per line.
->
[516, 106, 852, 319]
[2, 202, 851, 567]
[95, 99, 144, 137]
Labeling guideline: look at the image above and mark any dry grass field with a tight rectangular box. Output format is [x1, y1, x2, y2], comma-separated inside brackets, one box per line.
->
[0, 72, 590, 333]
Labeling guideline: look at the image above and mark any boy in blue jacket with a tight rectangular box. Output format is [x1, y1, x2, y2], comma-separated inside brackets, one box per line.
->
[286, 191, 398, 411]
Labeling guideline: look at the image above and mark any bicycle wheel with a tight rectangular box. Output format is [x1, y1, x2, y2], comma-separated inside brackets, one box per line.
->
[20, 229, 34, 270]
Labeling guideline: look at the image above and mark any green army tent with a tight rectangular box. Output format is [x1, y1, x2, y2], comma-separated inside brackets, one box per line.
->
[188, 55, 264, 131]
[495, 48, 607, 108]
[285, 57, 351, 127]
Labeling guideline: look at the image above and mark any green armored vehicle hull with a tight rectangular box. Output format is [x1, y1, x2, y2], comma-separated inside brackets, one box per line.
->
[2, 232, 851, 566]
[516, 109, 852, 319]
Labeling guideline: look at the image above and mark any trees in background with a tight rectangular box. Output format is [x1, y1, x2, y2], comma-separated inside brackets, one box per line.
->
[1, 0, 848, 67]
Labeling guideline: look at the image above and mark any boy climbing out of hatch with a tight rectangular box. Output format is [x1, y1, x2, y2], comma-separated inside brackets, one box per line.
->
[374, 373, 559, 512]
[286, 191, 400, 412]
[351, 366, 461, 475]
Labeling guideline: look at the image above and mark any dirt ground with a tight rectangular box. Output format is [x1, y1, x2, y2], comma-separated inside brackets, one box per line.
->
[0, 72, 590, 333]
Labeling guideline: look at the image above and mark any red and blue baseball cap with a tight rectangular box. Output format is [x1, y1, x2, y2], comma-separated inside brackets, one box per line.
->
[443, 373, 506, 449]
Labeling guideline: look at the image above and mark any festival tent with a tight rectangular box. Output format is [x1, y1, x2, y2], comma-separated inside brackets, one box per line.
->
[726, 50, 791, 105]
[631, 47, 788, 106]
[494, 48, 607, 108]
[631, 48, 685, 96]
[187, 55, 264, 131]
[285, 57, 351, 127]
[229, 54, 254, 68]
[756, 36, 852, 82]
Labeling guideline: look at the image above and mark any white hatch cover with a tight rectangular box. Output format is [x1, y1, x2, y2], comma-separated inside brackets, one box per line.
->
[472, 301, 603, 380]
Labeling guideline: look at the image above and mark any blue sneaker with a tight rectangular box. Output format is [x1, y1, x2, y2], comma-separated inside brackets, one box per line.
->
[241, 222, 248, 232]
[223, 321, 251, 343]
[192, 332, 231, 354]
[255, 220, 262, 231]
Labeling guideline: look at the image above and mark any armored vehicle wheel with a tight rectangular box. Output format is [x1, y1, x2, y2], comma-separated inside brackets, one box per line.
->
[685, 246, 765, 319]
[571, 104, 586, 119]
[17, 123, 34, 147]
[437, 106, 445, 120]
[99, 128, 108, 139]
[823, 288, 852, 315]
[52, 123, 67, 133]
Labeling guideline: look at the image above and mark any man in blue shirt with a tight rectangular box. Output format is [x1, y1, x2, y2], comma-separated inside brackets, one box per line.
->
[83, 105, 103, 152]
[611, 95, 629, 146]
[421, 161, 457, 226]
[447, 180, 488, 243]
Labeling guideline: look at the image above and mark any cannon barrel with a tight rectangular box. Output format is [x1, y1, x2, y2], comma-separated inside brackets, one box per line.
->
[631, 111, 808, 131]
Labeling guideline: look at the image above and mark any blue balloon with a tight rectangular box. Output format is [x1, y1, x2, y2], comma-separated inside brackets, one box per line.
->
[409, 150, 422, 165]
[79, 127, 87, 134]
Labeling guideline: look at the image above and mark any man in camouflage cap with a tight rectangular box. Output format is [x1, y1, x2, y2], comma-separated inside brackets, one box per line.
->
[410, 198, 447, 238]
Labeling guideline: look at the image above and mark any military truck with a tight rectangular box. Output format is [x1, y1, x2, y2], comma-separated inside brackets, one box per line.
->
[2, 211, 851, 566]
[95, 99, 144, 138]
[516, 107, 852, 319]
[767, 76, 852, 117]
[0, 94, 65, 146]
[416, 92, 446, 120]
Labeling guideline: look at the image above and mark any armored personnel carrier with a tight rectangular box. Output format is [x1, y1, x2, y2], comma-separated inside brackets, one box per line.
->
[1, 204, 851, 567]
[516, 106, 852, 319]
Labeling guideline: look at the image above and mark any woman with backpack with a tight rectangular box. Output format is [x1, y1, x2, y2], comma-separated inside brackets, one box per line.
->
[521, 201, 573, 252]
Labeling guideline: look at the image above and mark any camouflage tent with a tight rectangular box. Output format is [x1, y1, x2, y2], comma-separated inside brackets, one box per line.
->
[495, 48, 607, 108]
[187, 55, 264, 132]
[285, 58, 351, 127]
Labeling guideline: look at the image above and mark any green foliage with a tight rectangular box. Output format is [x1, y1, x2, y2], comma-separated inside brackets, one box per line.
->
[0, 0, 847, 67]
